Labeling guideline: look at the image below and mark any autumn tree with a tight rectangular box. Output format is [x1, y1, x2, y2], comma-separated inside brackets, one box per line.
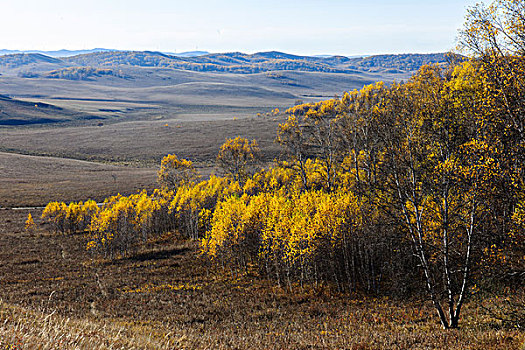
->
[335, 82, 389, 195]
[377, 65, 487, 328]
[460, 0, 525, 326]
[277, 115, 312, 190]
[283, 99, 343, 191]
[25, 213, 36, 232]
[216, 137, 260, 183]
[170, 176, 241, 239]
[460, 0, 525, 207]
[157, 154, 199, 191]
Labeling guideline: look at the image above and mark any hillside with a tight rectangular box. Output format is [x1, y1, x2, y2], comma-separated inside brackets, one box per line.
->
[39, 67, 124, 81]
[0, 51, 454, 75]
[60, 50, 453, 74]
[0, 53, 62, 66]
[346, 53, 457, 72]
[0, 48, 209, 58]
[0, 94, 101, 125]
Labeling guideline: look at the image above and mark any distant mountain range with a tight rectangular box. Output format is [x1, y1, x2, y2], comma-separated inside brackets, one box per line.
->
[0, 49, 367, 59]
[0, 49, 210, 58]
[0, 48, 115, 58]
[0, 50, 459, 78]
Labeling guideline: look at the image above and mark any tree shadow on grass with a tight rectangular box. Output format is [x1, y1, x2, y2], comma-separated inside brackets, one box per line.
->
[104, 247, 190, 265]
[127, 247, 190, 262]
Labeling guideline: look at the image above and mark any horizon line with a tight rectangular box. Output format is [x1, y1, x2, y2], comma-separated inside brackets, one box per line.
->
[0, 48, 454, 58]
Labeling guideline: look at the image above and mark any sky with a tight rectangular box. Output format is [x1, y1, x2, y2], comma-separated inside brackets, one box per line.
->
[1, 0, 478, 56]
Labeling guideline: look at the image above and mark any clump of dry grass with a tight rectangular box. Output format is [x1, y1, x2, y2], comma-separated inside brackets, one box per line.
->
[0, 299, 177, 349]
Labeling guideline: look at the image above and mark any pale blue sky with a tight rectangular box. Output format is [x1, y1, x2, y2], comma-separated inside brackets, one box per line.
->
[1, 0, 477, 55]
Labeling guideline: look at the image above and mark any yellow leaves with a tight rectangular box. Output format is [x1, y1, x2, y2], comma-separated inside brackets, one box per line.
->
[285, 102, 315, 117]
[461, 0, 525, 56]
[286, 97, 347, 121]
[202, 191, 274, 260]
[157, 154, 199, 191]
[41, 201, 67, 225]
[86, 241, 97, 251]
[202, 188, 362, 275]
[86, 190, 173, 255]
[216, 137, 260, 183]
[511, 197, 525, 247]
[458, 139, 501, 185]
[483, 244, 508, 265]
[512, 199, 525, 228]
[277, 115, 301, 142]
[198, 208, 213, 234]
[435, 155, 459, 175]
[269, 189, 362, 265]
[24, 213, 35, 232]
[42, 200, 98, 234]
[202, 195, 248, 258]
[170, 176, 238, 215]
[167, 175, 243, 239]
[442, 61, 485, 113]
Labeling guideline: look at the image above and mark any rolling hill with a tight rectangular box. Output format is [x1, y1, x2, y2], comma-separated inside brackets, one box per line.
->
[0, 50, 455, 76]
[0, 53, 62, 66]
[60, 50, 453, 74]
[0, 49, 210, 58]
[0, 94, 101, 125]
[0, 50, 459, 126]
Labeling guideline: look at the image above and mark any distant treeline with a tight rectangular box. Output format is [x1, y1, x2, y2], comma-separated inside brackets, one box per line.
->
[0, 50, 457, 75]
[63, 51, 455, 74]
[18, 67, 124, 80]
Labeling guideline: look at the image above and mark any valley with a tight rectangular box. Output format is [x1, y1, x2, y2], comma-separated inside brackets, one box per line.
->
[0, 50, 448, 205]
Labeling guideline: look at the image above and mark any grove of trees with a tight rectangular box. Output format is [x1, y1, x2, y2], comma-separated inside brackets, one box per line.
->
[40, 0, 524, 329]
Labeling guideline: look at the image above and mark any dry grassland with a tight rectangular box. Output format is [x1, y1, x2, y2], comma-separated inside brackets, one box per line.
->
[0, 115, 285, 166]
[0, 152, 157, 208]
[0, 209, 523, 349]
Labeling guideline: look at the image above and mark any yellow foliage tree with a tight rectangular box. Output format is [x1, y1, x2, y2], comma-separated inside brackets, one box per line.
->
[216, 137, 260, 184]
[157, 154, 199, 191]
[25, 213, 36, 232]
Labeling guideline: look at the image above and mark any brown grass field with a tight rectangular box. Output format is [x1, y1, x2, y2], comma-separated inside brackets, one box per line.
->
[0, 152, 157, 208]
[0, 113, 286, 209]
[0, 115, 285, 166]
[0, 208, 524, 349]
